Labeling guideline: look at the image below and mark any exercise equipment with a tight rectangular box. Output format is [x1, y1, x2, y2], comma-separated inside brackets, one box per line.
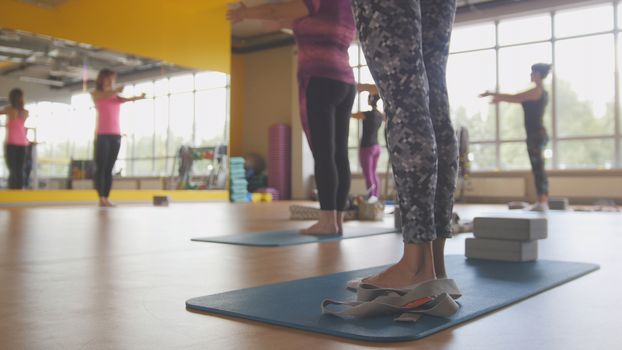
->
[230, 157, 249, 203]
[191, 225, 398, 247]
[548, 197, 569, 210]
[467, 216, 547, 262]
[466, 238, 538, 262]
[473, 216, 547, 241]
[186, 255, 598, 342]
[268, 124, 291, 200]
[153, 195, 170, 206]
[171, 145, 227, 190]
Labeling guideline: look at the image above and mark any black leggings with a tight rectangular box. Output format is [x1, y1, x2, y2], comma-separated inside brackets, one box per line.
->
[527, 136, 549, 196]
[94, 135, 121, 198]
[4, 144, 27, 189]
[353, 0, 457, 243]
[306, 77, 356, 211]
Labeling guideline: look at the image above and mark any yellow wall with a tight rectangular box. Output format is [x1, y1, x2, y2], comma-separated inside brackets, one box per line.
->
[0, 190, 228, 204]
[0, 0, 231, 73]
[0, 61, 16, 70]
[229, 54, 245, 156]
[240, 46, 296, 160]
[231, 45, 314, 199]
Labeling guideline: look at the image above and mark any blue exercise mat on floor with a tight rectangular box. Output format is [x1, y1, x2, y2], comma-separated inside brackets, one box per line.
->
[191, 226, 398, 247]
[186, 255, 598, 342]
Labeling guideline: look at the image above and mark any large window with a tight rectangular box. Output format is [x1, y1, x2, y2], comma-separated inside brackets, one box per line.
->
[1, 72, 229, 179]
[347, 2, 620, 172]
[446, 2, 621, 170]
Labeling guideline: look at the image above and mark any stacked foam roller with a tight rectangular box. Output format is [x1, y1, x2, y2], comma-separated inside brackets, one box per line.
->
[465, 216, 548, 262]
[230, 157, 249, 203]
[267, 124, 291, 200]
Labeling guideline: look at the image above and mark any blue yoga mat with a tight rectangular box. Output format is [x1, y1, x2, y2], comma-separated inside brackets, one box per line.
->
[186, 255, 598, 342]
[191, 226, 398, 247]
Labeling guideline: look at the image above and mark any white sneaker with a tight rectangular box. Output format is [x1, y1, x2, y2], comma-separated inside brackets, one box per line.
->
[530, 202, 549, 212]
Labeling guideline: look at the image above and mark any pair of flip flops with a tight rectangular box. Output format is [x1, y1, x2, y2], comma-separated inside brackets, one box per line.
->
[322, 278, 462, 322]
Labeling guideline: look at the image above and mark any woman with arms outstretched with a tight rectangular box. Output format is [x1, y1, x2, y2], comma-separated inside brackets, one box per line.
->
[1, 88, 29, 189]
[91, 69, 145, 207]
[481, 63, 551, 211]
[228, 0, 356, 235]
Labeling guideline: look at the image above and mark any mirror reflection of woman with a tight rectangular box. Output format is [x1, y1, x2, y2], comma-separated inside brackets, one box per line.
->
[228, 0, 357, 235]
[91, 69, 145, 207]
[480, 63, 552, 211]
[352, 93, 384, 200]
[1, 88, 29, 189]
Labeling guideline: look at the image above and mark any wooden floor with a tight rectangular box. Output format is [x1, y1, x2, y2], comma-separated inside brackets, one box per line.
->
[0, 201, 620, 349]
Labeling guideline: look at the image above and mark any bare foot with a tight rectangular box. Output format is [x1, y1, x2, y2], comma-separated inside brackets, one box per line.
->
[362, 242, 436, 288]
[101, 198, 115, 207]
[99, 198, 109, 207]
[300, 210, 339, 235]
[336, 211, 346, 234]
[362, 261, 436, 289]
[300, 221, 339, 235]
[433, 238, 447, 279]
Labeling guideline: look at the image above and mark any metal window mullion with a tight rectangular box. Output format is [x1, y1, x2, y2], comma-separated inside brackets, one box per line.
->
[494, 20, 501, 170]
[192, 74, 197, 146]
[165, 91, 171, 174]
[470, 140, 500, 145]
[224, 78, 231, 148]
[551, 10, 559, 169]
[614, 0, 621, 168]
[151, 87, 156, 175]
[552, 29, 616, 43]
[556, 135, 616, 141]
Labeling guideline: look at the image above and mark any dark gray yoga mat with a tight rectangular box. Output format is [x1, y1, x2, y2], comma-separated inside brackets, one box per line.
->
[191, 226, 398, 247]
[186, 255, 598, 342]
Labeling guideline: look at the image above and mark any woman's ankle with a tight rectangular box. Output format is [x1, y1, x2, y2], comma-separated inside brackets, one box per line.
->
[399, 242, 436, 278]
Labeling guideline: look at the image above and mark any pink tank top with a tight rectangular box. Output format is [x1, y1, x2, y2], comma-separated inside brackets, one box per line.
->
[6, 112, 29, 146]
[95, 95, 122, 135]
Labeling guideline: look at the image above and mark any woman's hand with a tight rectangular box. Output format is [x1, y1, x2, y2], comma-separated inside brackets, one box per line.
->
[227, 2, 247, 23]
[479, 91, 492, 98]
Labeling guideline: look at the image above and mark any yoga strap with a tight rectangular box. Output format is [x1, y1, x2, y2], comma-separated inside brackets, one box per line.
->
[322, 279, 461, 322]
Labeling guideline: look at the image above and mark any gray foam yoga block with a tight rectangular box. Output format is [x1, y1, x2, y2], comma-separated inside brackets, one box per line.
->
[465, 238, 538, 262]
[549, 197, 569, 210]
[153, 195, 170, 206]
[507, 201, 529, 210]
[473, 216, 547, 241]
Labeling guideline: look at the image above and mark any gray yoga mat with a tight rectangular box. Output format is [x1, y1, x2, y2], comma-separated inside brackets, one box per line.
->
[186, 255, 598, 342]
[191, 226, 398, 247]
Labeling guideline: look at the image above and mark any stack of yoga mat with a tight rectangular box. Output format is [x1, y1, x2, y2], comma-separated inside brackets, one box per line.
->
[466, 216, 548, 262]
[230, 157, 249, 203]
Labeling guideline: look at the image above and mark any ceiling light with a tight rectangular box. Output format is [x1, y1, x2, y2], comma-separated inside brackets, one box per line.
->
[19, 76, 64, 87]
[0, 46, 33, 55]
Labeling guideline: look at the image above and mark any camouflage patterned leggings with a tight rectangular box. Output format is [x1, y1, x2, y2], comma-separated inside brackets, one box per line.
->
[352, 0, 458, 243]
